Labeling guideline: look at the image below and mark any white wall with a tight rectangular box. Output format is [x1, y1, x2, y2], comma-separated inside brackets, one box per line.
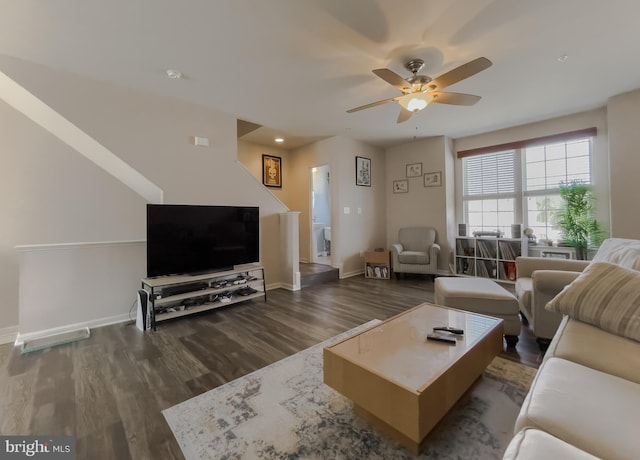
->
[290, 136, 386, 276]
[17, 241, 145, 337]
[0, 98, 146, 332]
[607, 89, 640, 238]
[385, 137, 452, 272]
[0, 56, 288, 338]
[453, 108, 610, 234]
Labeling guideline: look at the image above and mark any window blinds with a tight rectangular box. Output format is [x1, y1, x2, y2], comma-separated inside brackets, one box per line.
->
[463, 150, 515, 196]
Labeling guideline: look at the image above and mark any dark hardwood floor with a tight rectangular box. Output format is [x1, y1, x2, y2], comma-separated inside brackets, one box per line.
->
[0, 275, 543, 459]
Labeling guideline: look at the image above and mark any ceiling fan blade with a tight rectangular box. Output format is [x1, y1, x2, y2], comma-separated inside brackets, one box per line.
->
[431, 92, 482, 106]
[428, 57, 492, 91]
[372, 68, 410, 91]
[397, 108, 413, 123]
[346, 96, 399, 113]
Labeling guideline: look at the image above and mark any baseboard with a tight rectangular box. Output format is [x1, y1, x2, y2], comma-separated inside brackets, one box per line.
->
[278, 282, 301, 291]
[12, 279, 303, 346]
[341, 268, 365, 279]
[265, 281, 283, 290]
[14, 313, 131, 346]
[0, 325, 19, 345]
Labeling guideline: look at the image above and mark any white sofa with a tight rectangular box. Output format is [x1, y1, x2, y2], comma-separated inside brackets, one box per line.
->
[504, 240, 640, 460]
[504, 316, 640, 460]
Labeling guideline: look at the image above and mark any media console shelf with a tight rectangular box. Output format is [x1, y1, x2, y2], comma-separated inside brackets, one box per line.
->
[141, 264, 266, 330]
[455, 237, 525, 283]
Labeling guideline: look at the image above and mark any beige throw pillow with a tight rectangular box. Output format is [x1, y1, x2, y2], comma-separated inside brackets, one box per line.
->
[546, 262, 640, 342]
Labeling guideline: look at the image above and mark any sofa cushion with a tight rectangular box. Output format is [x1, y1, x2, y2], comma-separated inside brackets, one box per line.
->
[515, 277, 532, 309]
[398, 250, 429, 264]
[546, 316, 640, 384]
[515, 357, 640, 460]
[504, 428, 600, 460]
[591, 237, 640, 270]
[398, 226, 435, 252]
[546, 262, 640, 342]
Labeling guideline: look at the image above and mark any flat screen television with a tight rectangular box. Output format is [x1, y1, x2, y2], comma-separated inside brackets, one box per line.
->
[146, 204, 259, 277]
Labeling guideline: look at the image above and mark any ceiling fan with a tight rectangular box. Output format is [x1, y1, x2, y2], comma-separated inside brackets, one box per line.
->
[347, 57, 492, 123]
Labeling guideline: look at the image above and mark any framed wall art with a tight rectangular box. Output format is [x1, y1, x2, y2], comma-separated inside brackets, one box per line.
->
[424, 171, 442, 187]
[262, 154, 282, 188]
[393, 179, 408, 193]
[355, 156, 371, 186]
[406, 163, 422, 178]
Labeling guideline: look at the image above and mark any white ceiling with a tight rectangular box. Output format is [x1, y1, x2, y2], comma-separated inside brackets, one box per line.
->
[2, 0, 640, 149]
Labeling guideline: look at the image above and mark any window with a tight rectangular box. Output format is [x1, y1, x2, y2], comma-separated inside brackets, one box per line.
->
[523, 138, 591, 241]
[461, 135, 593, 241]
[463, 151, 516, 235]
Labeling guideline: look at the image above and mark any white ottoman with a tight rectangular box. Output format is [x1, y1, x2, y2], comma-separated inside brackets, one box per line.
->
[434, 277, 521, 347]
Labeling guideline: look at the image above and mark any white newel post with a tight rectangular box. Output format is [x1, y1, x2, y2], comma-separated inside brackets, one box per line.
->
[279, 212, 301, 291]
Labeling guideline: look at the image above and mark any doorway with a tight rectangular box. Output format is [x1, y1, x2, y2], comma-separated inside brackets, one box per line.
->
[310, 165, 331, 265]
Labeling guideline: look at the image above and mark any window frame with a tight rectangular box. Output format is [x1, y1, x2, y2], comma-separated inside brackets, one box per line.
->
[459, 136, 594, 239]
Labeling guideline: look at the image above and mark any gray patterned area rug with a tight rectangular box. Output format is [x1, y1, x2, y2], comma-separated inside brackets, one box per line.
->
[163, 320, 537, 459]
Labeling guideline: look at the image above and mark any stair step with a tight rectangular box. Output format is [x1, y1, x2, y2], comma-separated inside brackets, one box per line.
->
[300, 263, 339, 288]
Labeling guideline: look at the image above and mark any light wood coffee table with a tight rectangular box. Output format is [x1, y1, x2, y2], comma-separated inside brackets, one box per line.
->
[323, 302, 504, 453]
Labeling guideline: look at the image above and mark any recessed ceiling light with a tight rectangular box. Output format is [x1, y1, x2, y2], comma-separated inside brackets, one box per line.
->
[274, 137, 284, 143]
[166, 69, 183, 79]
[556, 54, 568, 62]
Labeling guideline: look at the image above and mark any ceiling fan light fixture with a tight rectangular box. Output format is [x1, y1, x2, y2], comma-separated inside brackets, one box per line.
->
[399, 93, 432, 112]
[347, 57, 491, 118]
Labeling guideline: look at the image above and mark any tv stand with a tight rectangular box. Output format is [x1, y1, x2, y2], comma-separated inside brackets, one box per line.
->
[140, 264, 266, 330]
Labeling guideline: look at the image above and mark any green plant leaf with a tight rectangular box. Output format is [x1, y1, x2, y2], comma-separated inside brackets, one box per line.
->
[556, 180, 604, 258]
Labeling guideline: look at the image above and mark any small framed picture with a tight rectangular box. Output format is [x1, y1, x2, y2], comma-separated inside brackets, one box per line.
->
[393, 179, 408, 193]
[424, 171, 442, 187]
[406, 163, 422, 178]
[262, 154, 282, 188]
[355, 156, 371, 187]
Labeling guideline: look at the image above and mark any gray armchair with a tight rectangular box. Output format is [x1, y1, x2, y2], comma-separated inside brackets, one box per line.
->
[515, 257, 589, 349]
[515, 238, 640, 349]
[390, 227, 440, 278]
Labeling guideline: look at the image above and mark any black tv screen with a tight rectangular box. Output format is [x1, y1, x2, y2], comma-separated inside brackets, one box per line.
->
[146, 204, 259, 277]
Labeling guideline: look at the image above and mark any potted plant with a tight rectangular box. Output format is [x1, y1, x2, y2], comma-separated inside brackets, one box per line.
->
[557, 180, 604, 259]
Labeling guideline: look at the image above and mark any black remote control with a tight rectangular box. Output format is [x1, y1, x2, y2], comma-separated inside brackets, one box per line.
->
[433, 326, 464, 335]
[427, 333, 457, 345]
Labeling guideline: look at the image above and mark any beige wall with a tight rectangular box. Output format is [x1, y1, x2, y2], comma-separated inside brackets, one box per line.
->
[291, 136, 386, 276]
[385, 136, 452, 272]
[0, 57, 288, 334]
[4, 53, 640, 337]
[607, 89, 640, 238]
[237, 140, 292, 208]
[453, 108, 611, 234]
[444, 137, 457, 271]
